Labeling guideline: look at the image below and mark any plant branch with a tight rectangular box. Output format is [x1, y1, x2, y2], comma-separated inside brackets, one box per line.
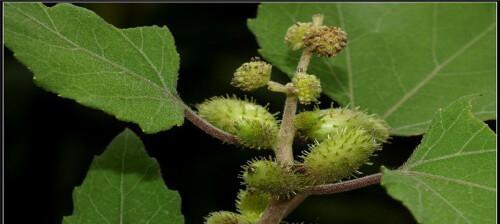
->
[257, 199, 294, 224]
[274, 95, 298, 164]
[267, 81, 289, 94]
[181, 101, 240, 145]
[296, 14, 323, 73]
[277, 173, 382, 219]
[282, 194, 309, 217]
[304, 173, 382, 195]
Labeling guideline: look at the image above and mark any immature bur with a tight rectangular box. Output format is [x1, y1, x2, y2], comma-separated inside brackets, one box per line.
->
[196, 96, 279, 150]
[231, 60, 272, 91]
[302, 128, 379, 184]
[296, 108, 390, 184]
[295, 108, 390, 143]
[204, 211, 252, 224]
[236, 189, 272, 221]
[241, 159, 305, 199]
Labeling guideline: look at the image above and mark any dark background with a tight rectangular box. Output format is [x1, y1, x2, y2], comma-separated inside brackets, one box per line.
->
[4, 3, 495, 224]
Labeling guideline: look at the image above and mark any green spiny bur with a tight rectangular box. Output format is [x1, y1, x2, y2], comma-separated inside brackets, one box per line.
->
[295, 107, 390, 143]
[294, 110, 322, 131]
[302, 127, 379, 184]
[241, 159, 304, 199]
[197, 96, 279, 149]
[234, 118, 278, 150]
[204, 211, 253, 224]
[236, 189, 271, 217]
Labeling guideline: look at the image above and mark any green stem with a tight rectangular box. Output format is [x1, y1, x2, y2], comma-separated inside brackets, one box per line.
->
[274, 95, 298, 164]
[267, 81, 290, 94]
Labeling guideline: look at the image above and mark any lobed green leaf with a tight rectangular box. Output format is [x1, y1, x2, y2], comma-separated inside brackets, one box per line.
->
[381, 96, 496, 224]
[5, 3, 184, 133]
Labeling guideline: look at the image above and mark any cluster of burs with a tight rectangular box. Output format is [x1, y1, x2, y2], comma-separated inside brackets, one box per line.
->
[197, 19, 390, 224]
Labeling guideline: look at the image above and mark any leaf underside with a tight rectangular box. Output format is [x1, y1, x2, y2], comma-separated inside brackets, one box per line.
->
[249, 3, 496, 135]
[63, 129, 184, 224]
[382, 96, 496, 224]
[4, 3, 184, 133]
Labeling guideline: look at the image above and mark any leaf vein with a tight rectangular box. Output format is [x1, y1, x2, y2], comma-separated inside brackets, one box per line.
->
[382, 23, 495, 119]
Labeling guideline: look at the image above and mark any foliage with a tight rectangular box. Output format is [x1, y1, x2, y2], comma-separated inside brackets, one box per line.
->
[63, 129, 184, 224]
[248, 3, 496, 135]
[4, 2, 496, 224]
[382, 96, 496, 224]
[4, 3, 184, 134]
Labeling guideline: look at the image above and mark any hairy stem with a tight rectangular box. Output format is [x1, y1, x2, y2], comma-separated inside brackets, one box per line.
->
[258, 14, 324, 224]
[274, 95, 298, 164]
[296, 14, 323, 73]
[182, 102, 240, 145]
[257, 199, 293, 224]
[275, 173, 382, 219]
[282, 194, 309, 217]
[296, 49, 313, 74]
[267, 81, 289, 94]
[304, 173, 382, 195]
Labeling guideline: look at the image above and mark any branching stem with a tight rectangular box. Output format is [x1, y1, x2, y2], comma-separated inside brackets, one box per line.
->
[178, 13, 383, 224]
[267, 81, 289, 94]
[258, 14, 324, 224]
[276, 173, 382, 219]
[304, 173, 382, 195]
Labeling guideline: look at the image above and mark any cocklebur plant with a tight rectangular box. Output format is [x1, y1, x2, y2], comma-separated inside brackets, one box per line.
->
[5, 3, 496, 224]
[200, 14, 392, 224]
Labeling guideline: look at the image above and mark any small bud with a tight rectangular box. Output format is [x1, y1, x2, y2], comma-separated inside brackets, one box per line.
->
[241, 159, 304, 199]
[284, 22, 313, 51]
[292, 72, 322, 105]
[302, 128, 379, 184]
[304, 26, 348, 57]
[197, 96, 279, 149]
[295, 107, 390, 143]
[231, 60, 272, 91]
[204, 211, 251, 224]
[236, 189, 271, 219]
